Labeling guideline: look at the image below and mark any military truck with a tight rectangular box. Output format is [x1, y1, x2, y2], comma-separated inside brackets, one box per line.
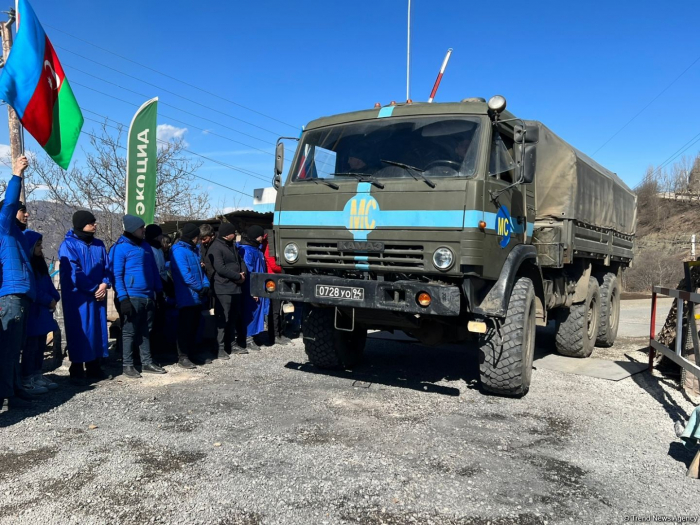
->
[251, 96, 636, 396]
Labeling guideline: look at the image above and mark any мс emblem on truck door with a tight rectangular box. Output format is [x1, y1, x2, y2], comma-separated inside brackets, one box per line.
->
[496, 206, 514, 248]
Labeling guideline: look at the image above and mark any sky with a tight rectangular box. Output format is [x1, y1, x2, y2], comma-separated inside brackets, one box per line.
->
[1, 0, 700, 210]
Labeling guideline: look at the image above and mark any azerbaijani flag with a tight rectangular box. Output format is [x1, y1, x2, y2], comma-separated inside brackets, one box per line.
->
[0, 0, 83, 169]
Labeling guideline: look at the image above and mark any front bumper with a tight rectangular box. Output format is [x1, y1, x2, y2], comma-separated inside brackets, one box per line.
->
[250, 273, 461, 316]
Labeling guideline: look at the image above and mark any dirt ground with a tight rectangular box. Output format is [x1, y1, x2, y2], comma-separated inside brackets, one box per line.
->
[0, 300, 698, 524]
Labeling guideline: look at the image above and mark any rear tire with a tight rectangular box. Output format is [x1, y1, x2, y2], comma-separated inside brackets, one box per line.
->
[303, 306, 366, 369]
[479, 277, 536, 397]
[555, 276, 600, 358]
[595, 272, 620, 347]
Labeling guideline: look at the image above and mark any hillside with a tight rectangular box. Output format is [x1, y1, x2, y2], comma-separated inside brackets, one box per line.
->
[26, 201, 122, 263]
[624, 195, 700, 292]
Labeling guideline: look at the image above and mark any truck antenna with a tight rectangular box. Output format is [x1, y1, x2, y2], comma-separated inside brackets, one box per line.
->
[406, 0, 411, 101]
[428, 48, 453, 103]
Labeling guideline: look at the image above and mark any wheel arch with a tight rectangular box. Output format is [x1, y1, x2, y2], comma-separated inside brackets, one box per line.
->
[472, 245, 546, 325]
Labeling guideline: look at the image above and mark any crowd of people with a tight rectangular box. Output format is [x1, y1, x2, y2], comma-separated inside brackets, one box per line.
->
[0, 156, 297, 410]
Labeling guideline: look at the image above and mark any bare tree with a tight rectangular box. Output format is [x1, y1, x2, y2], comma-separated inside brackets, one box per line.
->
[623, 248, 684, 292]
[690, 153, 700, 194]
[30, 122, 212, 246]
[636, 165, 661, 223]
[0, 151, 44, 201]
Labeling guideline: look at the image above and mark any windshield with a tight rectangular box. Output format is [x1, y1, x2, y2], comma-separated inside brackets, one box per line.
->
[291, 116, 482, 182]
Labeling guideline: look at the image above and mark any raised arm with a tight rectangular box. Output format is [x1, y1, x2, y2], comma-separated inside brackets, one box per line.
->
[0, 156, 29, 235]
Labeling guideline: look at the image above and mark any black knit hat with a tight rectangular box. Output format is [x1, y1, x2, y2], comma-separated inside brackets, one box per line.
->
[0, 199, 26, 212]
[218, 223, 237, 238]
[181, 223, 200, 241]
[72, 210, 96, 231]
[246, 224, 264, 240]
[145, 224, 163, 241]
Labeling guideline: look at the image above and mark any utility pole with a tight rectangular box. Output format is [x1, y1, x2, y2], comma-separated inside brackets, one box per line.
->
[1, 8, 25, 202]
[692, 234, 696, 260]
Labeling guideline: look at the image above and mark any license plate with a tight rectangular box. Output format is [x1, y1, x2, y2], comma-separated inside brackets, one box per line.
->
[315, 285, 365, 301]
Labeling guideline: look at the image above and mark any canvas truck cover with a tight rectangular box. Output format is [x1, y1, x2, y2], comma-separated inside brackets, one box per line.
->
[528, 121, 637, 236]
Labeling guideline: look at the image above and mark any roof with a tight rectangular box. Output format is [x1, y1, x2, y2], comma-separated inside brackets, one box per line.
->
[305, 101, 516, 131]
[159, 209, 273, 236]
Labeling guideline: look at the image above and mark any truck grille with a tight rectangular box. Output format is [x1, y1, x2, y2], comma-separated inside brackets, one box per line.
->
[307, 242, 424, 269]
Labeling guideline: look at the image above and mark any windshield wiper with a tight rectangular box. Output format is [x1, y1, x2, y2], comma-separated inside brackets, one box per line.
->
[331, 172, 385, 189]
[295, 178, 339, 190]
[380, 160, 436, 188]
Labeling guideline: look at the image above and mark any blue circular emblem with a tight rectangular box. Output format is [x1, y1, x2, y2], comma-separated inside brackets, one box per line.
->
[495, 206, 514, 248]
[343, 193, 379, 239]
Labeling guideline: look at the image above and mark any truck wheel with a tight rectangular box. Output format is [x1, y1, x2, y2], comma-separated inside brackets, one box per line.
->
[595, 272, 620, 348]
[479, 277, 536, 397]
[302, 306, 366, 370]
[555, 276, 600, 358]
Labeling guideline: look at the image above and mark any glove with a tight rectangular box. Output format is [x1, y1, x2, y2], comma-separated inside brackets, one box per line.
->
[199, 286, 210, 298]
[120, 298, 135, 319]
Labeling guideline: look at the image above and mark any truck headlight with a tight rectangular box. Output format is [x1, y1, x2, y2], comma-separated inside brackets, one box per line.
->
[433, 247, 454, 270]
[284, 242, 299, 263]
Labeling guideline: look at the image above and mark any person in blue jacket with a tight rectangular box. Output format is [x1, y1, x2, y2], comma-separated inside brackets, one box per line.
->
[0, 156, 37, 409]
[58, 210, 111, 383]
[22, 231, 60, 394]
[109, 215, 166, 379]
[238, 225, 269, 350]
[170, 223, 210, 369]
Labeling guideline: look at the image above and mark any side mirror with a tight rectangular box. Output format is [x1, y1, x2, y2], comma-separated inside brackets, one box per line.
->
[274, 142, 284, 177]
[521, 144, 536, 184]
[514, 123, 539, 144]
[273, 142, 284, 189]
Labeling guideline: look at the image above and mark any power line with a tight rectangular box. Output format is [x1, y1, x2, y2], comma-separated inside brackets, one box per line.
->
[593, 51, 700, 156]
[78, 128, 253, 198]
[69, 76, 277, 155]
[82, 110, 270, 183]
[45, 22, 299, 130]
[60, 48, 284, 138]
[645, 129, 700, 182]
[71, 80, 283, 160]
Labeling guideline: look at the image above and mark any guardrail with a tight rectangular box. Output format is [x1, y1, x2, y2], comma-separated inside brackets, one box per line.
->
[649, 261, 700, 380]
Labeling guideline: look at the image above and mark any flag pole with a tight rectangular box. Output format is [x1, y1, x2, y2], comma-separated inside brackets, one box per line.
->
[406, 0, 411, 101]
[1, 8, 25, 201]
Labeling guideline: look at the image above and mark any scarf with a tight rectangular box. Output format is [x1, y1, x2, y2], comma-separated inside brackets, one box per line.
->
[74, 230, 95, 244]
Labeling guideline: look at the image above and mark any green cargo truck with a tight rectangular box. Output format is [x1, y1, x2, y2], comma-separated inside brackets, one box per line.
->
[251, 96, 636, 396]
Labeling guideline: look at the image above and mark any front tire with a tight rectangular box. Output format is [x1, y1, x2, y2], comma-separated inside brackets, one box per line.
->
[479, 277, 536, 397]
[303, 306, 366, 369]
[555, 276, 601, 358]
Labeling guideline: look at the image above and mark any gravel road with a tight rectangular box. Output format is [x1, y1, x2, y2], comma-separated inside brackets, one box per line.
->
[0, 300, 698, 525]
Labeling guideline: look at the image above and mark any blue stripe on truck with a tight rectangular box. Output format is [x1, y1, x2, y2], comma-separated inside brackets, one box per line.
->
[275, 209, 533, 234]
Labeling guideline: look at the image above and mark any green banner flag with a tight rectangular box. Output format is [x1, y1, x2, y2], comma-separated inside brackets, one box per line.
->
[126, 97, 158, 223]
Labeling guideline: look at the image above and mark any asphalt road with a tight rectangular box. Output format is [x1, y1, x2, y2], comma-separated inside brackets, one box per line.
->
[617, 297, 674, 339]
[0, 297, 697, 525]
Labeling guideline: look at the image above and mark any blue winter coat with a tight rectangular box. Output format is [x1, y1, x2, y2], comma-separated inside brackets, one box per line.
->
[24, 231, 60, 337]
[58, 230, 110, 362]
[0, 175, 35, 300]
[238, 242, 269, 337]
[109, 235, 162, 301]
[170, 240, 209, 308]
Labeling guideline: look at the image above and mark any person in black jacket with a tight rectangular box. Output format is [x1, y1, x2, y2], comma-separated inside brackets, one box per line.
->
[206, 222, 248, 358]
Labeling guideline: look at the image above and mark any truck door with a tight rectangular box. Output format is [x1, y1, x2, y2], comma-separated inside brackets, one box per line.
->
[481, 127, 526, 280]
